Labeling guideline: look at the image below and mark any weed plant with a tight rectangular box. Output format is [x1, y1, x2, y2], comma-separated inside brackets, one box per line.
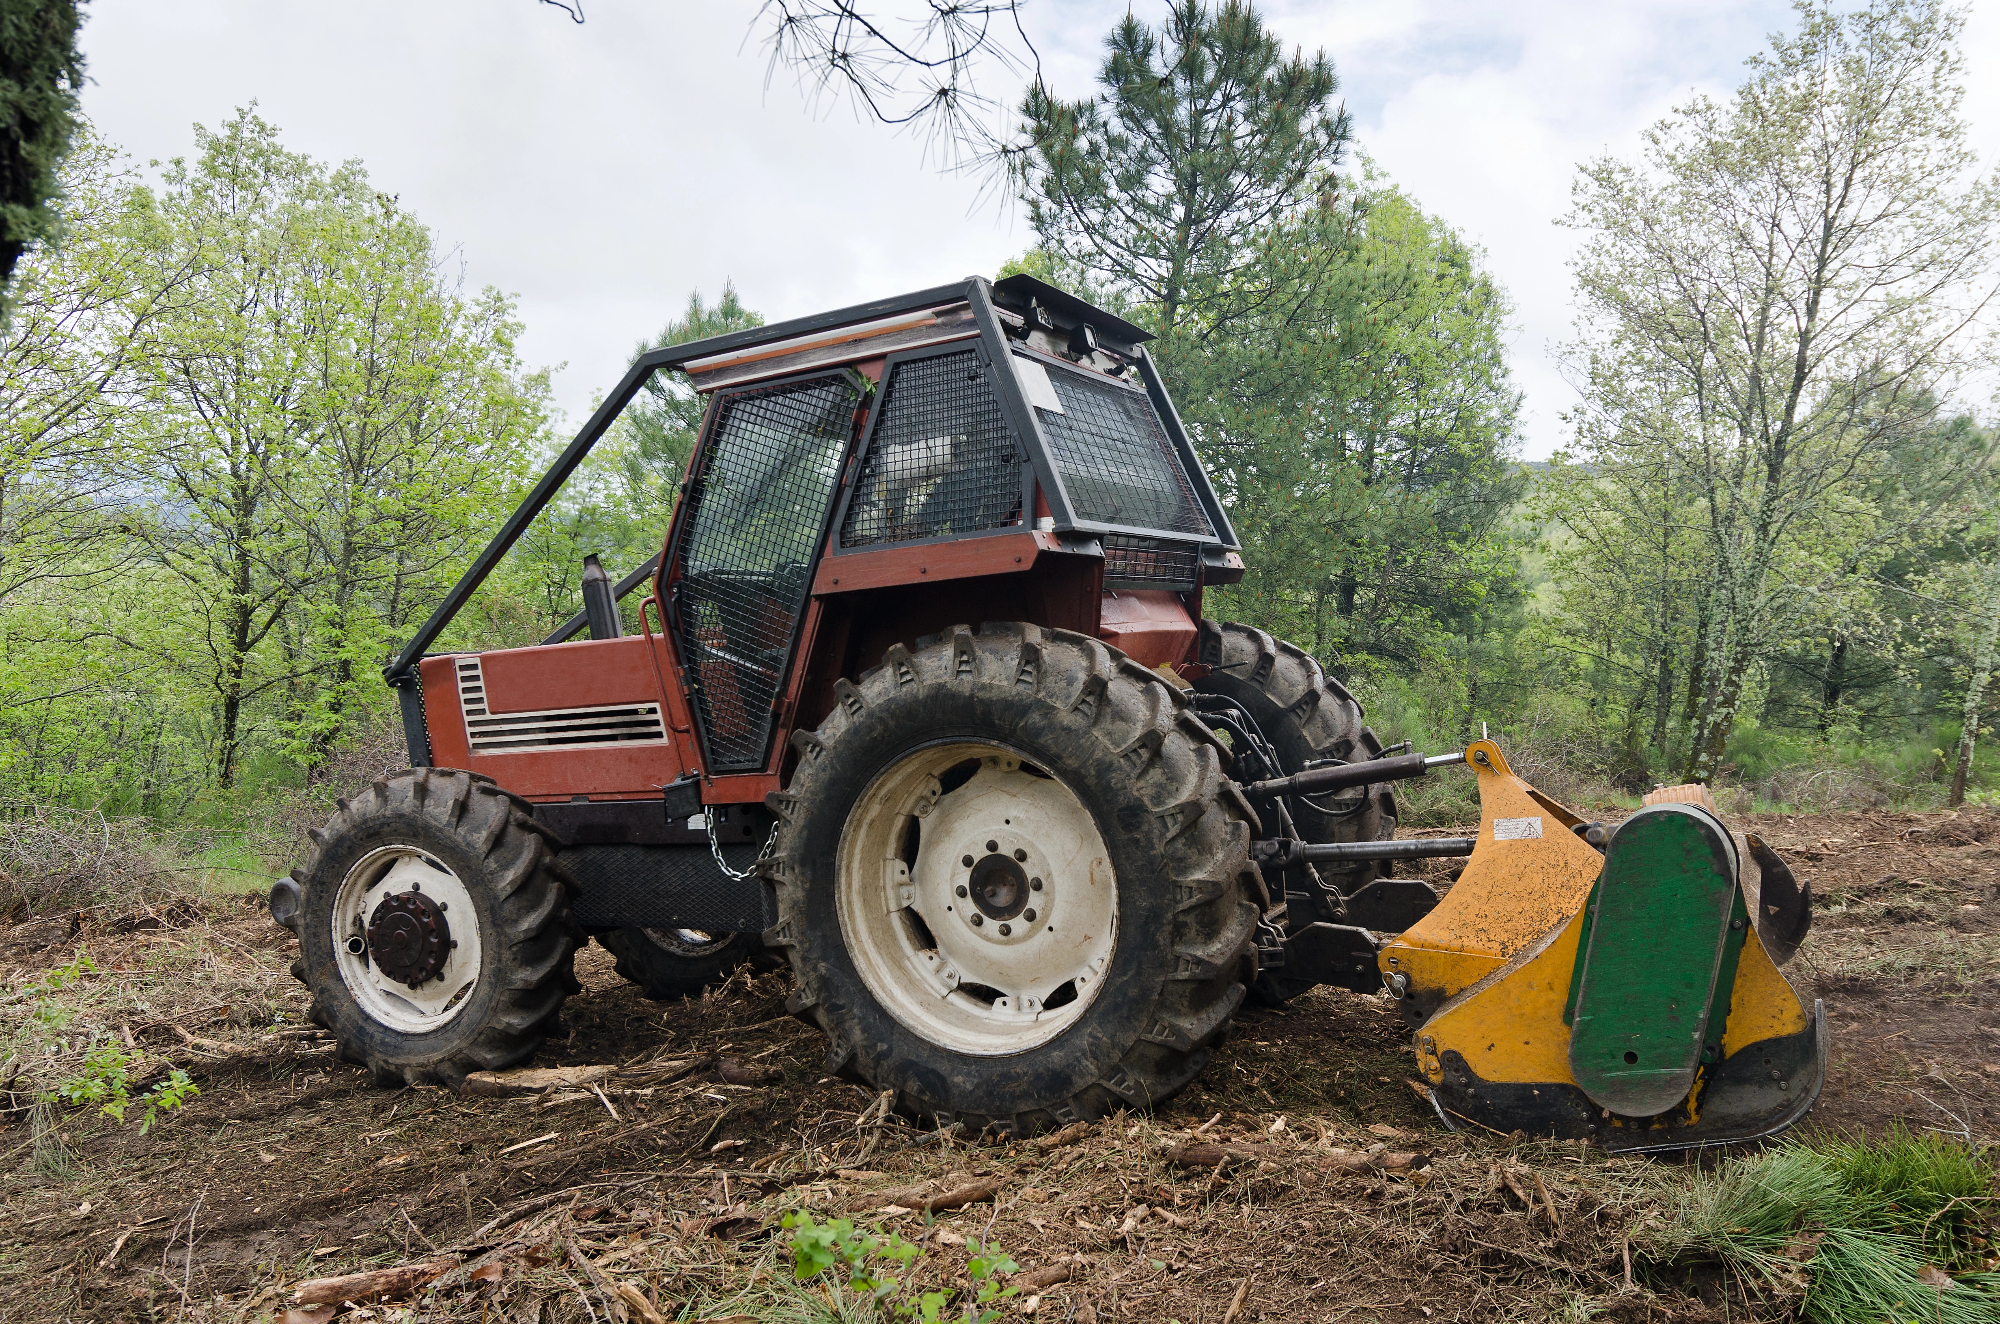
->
[1643, 1130, 2000, 1324]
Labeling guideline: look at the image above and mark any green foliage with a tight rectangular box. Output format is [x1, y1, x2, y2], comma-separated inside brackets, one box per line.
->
[1558, 0, 1998, 783]
[48, 1043, 196, 1132]
[1643, 1131, 2000, 1324]
[1016, 0, 1347, 343]
[779, 1211, 1018, 1324]
[0, 109, 548, 806]
[16, 948, 197, 1134]
[0, 0, 85, 290]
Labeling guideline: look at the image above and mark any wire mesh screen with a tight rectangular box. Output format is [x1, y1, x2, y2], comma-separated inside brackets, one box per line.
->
[672, 374, 860, 771]
[1103, 535, 1200, 590]
[1030, 356, 1215, 537]
[839, 350, 1021, 547]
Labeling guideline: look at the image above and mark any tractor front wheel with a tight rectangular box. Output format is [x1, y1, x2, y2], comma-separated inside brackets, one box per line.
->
[762, 622, 1263, 1137]
[273, 768, 580, 1089]
[597, 926, 763, 1000]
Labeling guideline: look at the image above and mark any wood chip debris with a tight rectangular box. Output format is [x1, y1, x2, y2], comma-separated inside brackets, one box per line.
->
[1033, 1120, 1094, 1152]
[496, 1132, 561, 1155]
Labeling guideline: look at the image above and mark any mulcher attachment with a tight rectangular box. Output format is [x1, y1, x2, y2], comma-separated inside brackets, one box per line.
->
[1386, 743, 1825, 1152]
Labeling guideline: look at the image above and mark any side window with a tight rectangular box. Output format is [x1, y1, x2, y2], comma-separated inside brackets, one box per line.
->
[839, 349, 1022, 547]
[671, 373, 860, 772]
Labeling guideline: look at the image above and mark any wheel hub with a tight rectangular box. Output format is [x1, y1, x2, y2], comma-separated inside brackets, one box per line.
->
[367, 889, 452, 989]
[968, 852, 1029, 921]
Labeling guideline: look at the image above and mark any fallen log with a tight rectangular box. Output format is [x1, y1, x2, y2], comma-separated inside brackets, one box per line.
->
[860, 1179, 1003, 1213]
[291, 1259, 453, 1306]
[1160, 1142, 1285, 1169]
[463, 1065, 618, 1097]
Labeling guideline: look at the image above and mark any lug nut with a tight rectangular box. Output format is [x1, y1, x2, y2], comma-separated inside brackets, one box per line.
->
[1024, 908, 1037, 922]
[986, 840, 998, 852]
[1029, 877, 1043, 891]
[410, 881, 421, 891]
[971, 914, 984, 927]
[956, 885, 968, 898]
[962, 854, 974, 867]
[998, 923, 1012, 936]
[1013, 848, 1027, 862]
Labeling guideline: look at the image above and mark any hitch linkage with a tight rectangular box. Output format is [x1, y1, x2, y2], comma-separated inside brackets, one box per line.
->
[1252, 836, 1477, 870]
[1238, 749, 1467, 802]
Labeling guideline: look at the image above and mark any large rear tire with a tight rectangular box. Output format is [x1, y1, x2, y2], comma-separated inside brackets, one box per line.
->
[275, 768, 580, 1089]
[1193, 620, 1399, 859]
[1194, 621, 1410, 1003]
[762, 623, 1263, 1137]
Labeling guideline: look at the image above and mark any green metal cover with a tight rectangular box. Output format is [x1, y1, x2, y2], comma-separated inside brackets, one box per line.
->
[1568, 803, 1740, 1116]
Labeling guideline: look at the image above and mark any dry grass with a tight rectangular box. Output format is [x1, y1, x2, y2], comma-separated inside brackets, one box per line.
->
[0, 802, 220, 917]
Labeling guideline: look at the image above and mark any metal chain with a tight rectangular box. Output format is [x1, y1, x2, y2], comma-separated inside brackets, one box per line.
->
[706, 808, 778, 882]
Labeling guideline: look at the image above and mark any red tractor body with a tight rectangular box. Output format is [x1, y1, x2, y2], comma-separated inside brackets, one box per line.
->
[389, 275, 1245, 938]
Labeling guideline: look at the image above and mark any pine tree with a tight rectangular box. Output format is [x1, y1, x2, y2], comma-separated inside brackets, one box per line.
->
[0, 0, 86, 291]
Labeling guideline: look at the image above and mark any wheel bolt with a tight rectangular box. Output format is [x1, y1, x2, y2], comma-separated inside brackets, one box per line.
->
[986, 840, 998, 852]
[1030, 877, 1043, 891]
[962, 854, 974, 867]
[971, 914, 984, 926]
[1013, 848, 1027, 862]
[998, 923, 1012, 936]
[956, 885, 968, 898]
[1024, 909, 1037, 922]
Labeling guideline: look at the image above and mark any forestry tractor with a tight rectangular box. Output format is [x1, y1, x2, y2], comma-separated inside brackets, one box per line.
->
[271, 275, 1825, 1151]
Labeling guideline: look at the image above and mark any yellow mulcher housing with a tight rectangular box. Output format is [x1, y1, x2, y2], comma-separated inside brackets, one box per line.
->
[1376, 742, 1824, 1152]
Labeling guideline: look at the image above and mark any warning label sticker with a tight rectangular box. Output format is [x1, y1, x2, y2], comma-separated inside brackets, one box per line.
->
[1493, 816, 1543, 841]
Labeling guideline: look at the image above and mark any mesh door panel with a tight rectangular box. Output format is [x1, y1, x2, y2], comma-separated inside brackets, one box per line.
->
[839, 350, 1021, 547]
[1031, 356, 1214, 537]
[1103, 534, 1199, 590]
[673, 374, 860, 771]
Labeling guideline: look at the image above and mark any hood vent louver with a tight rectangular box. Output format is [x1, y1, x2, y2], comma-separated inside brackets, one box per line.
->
[456, 658, 667, 754]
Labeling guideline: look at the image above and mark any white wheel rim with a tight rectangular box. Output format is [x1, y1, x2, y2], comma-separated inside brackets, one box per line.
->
[331, 845, 485, 1034]
[838, 742, 1117, 1056]
[640, 927, 729, 956]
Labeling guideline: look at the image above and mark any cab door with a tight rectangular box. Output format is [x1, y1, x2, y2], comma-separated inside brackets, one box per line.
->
[661, 369, 865, 774]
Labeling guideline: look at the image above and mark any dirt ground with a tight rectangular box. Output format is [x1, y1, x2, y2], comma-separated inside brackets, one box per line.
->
[0, 808, 1995, 1324]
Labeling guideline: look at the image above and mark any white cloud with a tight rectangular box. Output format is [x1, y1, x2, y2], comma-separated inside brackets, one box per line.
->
[77, 0, 2000, 458]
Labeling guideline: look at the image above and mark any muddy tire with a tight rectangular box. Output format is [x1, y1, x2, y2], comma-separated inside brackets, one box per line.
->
[1194, 621, 1403, 1005]
[597, 927, 761, 1000]
[762, 622, 1264, 1137]
[1193, 620, 1399, 860]
[275, 768, 580, 1089]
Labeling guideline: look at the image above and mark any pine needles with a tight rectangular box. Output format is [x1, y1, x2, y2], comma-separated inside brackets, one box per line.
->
[1642, 1129, 2000, 1324]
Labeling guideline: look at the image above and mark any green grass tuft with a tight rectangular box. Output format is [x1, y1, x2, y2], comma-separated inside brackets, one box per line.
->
[1642, 1131, 2000, 1324]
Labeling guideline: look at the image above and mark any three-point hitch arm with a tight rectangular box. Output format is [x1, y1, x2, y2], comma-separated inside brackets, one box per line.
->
[1242, 750, 1477, 868]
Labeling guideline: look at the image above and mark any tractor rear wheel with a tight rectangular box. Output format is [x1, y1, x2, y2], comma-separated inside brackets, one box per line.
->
[1194, 620, 1399, 856]
[1194, 620, 1407, 1003]
[273, 768, 580, 1089]
[762, 623, 1262, 1137]
[597, 926, 761, 1000]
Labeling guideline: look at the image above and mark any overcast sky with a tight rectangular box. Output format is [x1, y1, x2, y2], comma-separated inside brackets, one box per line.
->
[77, 0, 2000, 459]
